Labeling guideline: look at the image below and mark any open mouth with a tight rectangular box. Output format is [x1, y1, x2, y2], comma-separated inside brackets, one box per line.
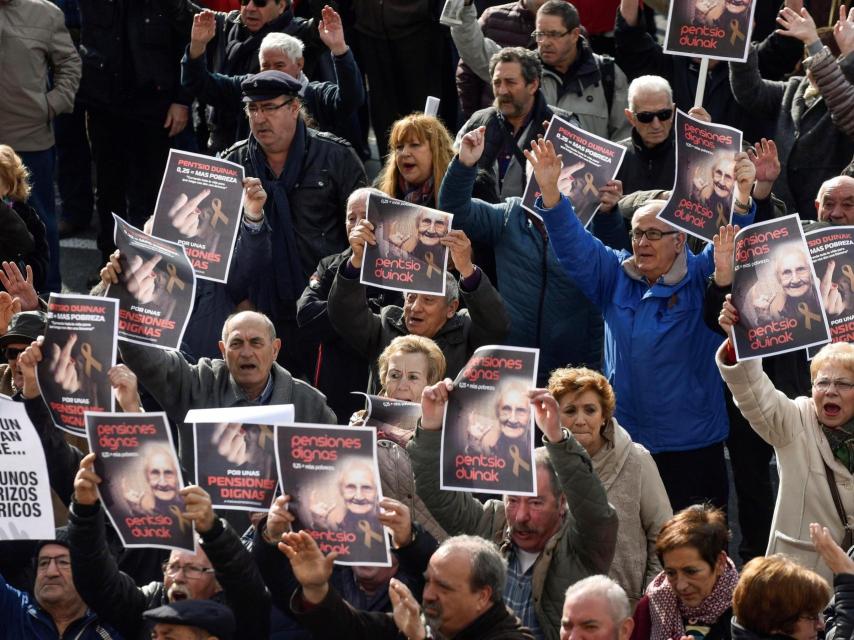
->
[824, 403, 842, 418]
[239, 363, 257, 372]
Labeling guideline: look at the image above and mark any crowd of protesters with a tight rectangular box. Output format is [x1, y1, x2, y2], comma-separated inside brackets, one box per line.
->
[5, 0, 854, 637]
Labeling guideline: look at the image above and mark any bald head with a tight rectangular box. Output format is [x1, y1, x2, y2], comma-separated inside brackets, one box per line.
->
[816, 176, 854, 225]
[221, 311, 276, 344]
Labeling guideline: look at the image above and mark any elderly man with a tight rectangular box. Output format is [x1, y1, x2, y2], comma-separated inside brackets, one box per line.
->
[0, 310, 46, 398]
[456, 47, 564, 201]
[816, 175, 854, 224]
[182, 7, 364, 148]
[282, 531, 533, 639]
[526, 135, 756, 513]
[144, 599, 235, 640]
[222, 70, 366, 375]
[559, 576, 634, 640]
[451, 1, 629, 141]
[408, 382, 617, 640]
[328, 218, 509, 393]
[68, 454, 270, 640]
[439, 127, 619, 385]
[297, 187, 402, 419]
[1, 0, 80, 293]
[0, 529, 121, 639]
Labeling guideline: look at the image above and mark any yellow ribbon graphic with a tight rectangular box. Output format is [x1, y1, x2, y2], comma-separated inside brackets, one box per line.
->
[166, 263, 186, 294]
[509, 444, 531, 478]
[730, 19, 745, 45]
[424, 251, 438, 279]
[716, 202, 727, 229]
[80, 342, 102, 377]
[358, 519, 384, 548]
[258, 424, 273, 449]
[798, 302, 822, 330]
[210, 197, 229, 228]
[582, 172, 599, 197]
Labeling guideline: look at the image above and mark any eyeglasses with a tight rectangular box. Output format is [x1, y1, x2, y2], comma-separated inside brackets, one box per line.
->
[813, 378, 854, 392]
[244, 99, 294, 118]
[633, 109, 674, 124]
[162, 562, 216, 580]
[631, 229, 680, 242]
[4, 347, 24, 361]
[531, 30, 570, 41]
[240, 0, 271, 6]
[37, 556, 71, 571]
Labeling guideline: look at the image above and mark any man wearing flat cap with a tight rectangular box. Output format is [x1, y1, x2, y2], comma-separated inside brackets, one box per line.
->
[222, 69, 367, 377]
[144, 599, 235, 640]
[0, 310, 46, 398]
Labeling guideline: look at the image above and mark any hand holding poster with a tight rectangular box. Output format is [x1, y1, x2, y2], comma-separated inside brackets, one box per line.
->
[0, 398, 55, 540]
[440, 346, 539, 496]
[521, 115, 626, 227]
[806, 226, 854, 349]
[107, 215, 196, 350]
[37, 293, 118, 436]
[150, 150, 245, 283]
[663, 0, 757, 61]
[731, 214, 831, 360]
[275, 423, 391, 566]
[656, 110, 743, 242]
[86, 412, 195, 551]
[187, 405, 295, 512]
[361, 195, 453, 296]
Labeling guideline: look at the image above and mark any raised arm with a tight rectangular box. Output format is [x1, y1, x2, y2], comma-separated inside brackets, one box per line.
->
[449, 3, 501, 84]
[729, 45, 787, 119]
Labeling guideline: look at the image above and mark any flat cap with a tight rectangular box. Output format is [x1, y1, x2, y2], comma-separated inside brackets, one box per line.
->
[142, 600, 235, 638]
[241, 70, 301, 103]
[0, 310, 46, 349]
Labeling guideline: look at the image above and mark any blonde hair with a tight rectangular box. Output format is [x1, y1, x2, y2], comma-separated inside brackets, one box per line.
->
[0, 145, 32, 202]
[377, 335, 446, 391]
[547, 367, 616, 422]
[810, 342, 854, 381]
[377, 114, 454, 203]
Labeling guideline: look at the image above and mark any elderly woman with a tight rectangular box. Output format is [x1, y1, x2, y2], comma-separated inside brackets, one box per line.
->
[350, 334, 447, 541]
[732, 554, 830, 640]
[548, 366, 671, 604]
[376, 114, 454, 207]
[719, 292, 854, 581]
[632, 505, 738, 640]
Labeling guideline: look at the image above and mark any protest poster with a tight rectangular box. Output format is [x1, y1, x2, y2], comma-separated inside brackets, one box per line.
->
[440, 345, 539, 496]
[663, 0, 756, 62]
[361, 194, 452, 296]
[150, 149, 245, 283]
[656, 110, 743, 242]
[275, 423, 391, 566]
[108, 215, 196, 350]
[731, 215, 831, 360]
[86, 411, 194, 551]
[186, 405, 295, 512]
[0, 398, 56, 540]
[805, 226, 854, 356]
[355, 393, 421, 446]
[521, 115, 626, 227]
[36, 293, 117, 436]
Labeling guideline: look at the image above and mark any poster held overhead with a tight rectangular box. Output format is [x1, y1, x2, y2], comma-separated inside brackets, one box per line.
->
[805, 226, 854, 357]
[663, 0, 757, 62]
[36, 293, 118, 436]
[440, 345, 539, 496]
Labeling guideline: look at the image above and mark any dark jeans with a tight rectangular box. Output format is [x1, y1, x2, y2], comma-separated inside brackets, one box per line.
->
[19, 148, 61, 293]
[86, 109, 171, 257]
[653, 441, 729, 516]
[55, 102, 94, 228]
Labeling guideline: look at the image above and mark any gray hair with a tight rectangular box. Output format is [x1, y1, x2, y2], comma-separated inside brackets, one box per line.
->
[488, 47, 543, 85]
[627, 75, 673, 111]
[564, 575, 631, 623]
[221, 310, 277, 344]
[258, 32, 304, 64]
[445, 273, 460, 304]
[346, 186, 386, 212]
[437, 535, 507, 603]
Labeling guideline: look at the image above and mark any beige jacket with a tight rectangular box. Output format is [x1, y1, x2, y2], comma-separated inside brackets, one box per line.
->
[590, 419, 671, 604]
[717, 342, 854, 581]
[0, 0, 81, 151]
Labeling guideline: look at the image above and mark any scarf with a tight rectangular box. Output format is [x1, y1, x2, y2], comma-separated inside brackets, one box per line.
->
[248, 121, 307, 302]
[822, 418, 854, 473]
[223, 9, 294, 76]
[398, 174, 434, 206]
[646, 556, 738, 640]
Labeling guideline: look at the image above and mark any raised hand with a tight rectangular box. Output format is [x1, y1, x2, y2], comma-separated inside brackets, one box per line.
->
[378, 497, 413, 548]
[598, 179, 623, 213]
[776, 6, 820, 44]
[16, 338, 42, 400]
[712, 224, 739, 287]
[74, 453, 101, 506]
[278, 530, 336, 604]
[180, 486, 216, 534]
[390, 578, 426, 640]
[190, 11, 217, 58]
[441, 229, 474, 278]
[0, 292, 21, 336]
[458, 126, 486, 168]
[420, 379, 453, 430]
[523, 138, 564, 208]
[733, 151, 756, 205]
[348, 219, 376, 269]
[718, 293, 741, 337]
[318, 5, 348, 56]
[109, 364, 141, 412]
[528, 388, 563, 442]
[264, 494, 295, 542]
[0, 261, 38, 311]
[835, 5, 854, 56]
[810, 522, 854, 574]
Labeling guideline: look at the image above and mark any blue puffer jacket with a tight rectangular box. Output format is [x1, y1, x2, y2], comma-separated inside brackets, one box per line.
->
[439, 158, 606, 385]
[539, 194, 754, 453]
[0, 573, 122, 639]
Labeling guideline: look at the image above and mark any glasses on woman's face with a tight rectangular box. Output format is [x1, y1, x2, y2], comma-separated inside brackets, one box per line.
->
[813, 378, 854, 392]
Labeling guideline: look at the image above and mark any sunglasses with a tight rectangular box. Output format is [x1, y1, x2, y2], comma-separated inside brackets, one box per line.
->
[4, 347, 24, 361]
[634, 109, 673, 124]
[240, 0, 274, 6]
